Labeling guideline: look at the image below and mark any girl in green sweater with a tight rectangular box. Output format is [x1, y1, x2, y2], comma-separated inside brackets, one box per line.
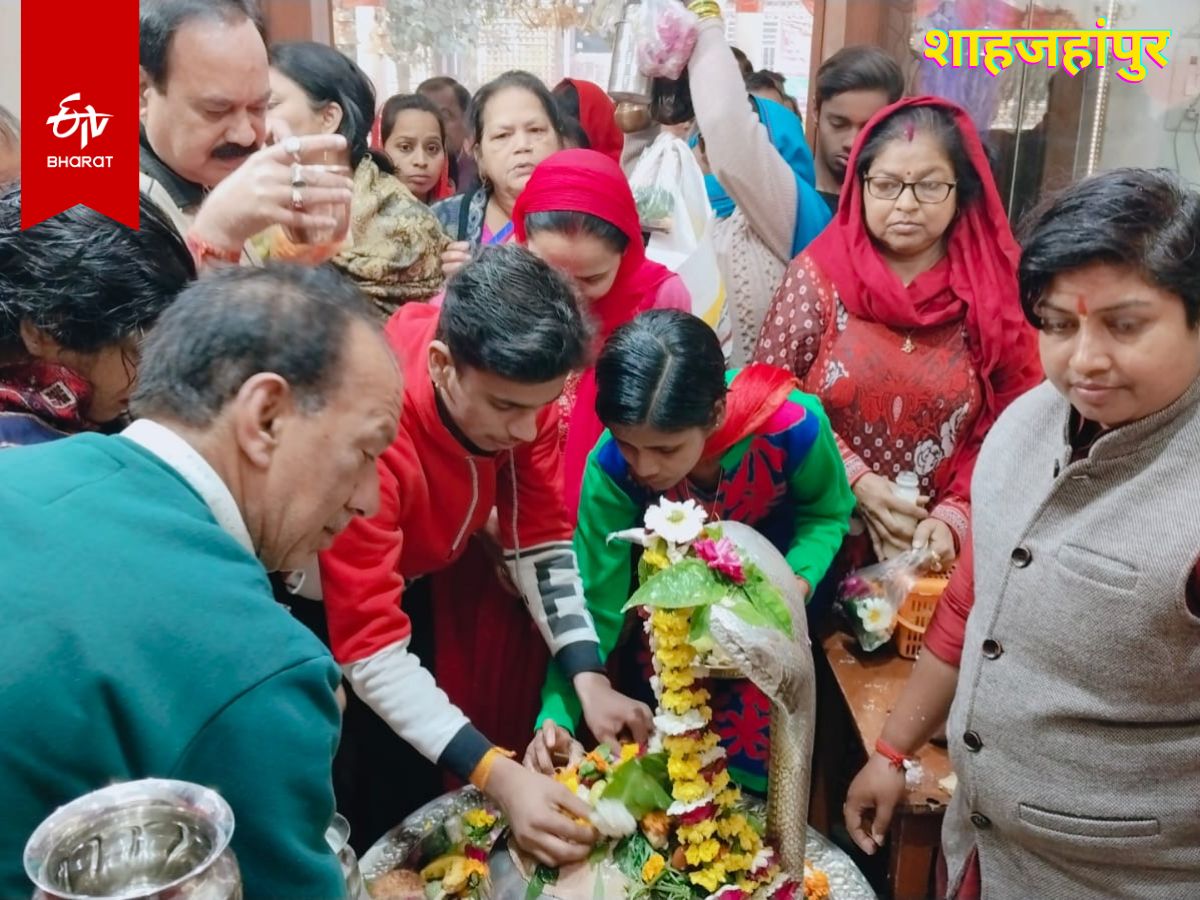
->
[537, 310, 853, 791]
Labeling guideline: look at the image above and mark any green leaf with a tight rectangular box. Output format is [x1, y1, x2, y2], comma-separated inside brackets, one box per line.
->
[525, 865, 558, 900]
[587, 841, 611, 866]
[600, 752, 672, 819]
[622, 559, 726, 612]
[688, 603, 715, 655]
[612, 832, 654, 883]
[741, 564, 794, 637]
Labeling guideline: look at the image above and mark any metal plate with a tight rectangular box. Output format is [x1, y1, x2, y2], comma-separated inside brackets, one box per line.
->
[361, 789, 876, 899]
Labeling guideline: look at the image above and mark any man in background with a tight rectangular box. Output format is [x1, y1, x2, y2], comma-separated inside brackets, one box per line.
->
[812, 45, 904, 212]
[418, 75, 477, 191]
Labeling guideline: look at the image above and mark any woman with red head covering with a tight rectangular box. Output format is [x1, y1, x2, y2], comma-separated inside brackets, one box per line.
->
[514, 148, 693, 518]
[553, 79, 624, 164]
[755, 96, 1041, 585]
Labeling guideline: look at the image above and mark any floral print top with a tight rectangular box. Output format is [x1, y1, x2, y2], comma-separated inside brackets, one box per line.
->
[754, 252, 976, 546]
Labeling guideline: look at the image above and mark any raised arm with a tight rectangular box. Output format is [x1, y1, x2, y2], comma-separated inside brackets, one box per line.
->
[687, 18, 797, 260]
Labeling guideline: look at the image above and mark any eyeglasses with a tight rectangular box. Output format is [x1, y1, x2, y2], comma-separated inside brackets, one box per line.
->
[864, 176, 957, 204]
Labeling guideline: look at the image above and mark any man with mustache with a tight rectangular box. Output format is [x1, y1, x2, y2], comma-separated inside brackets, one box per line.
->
[139, 0, 351, 267]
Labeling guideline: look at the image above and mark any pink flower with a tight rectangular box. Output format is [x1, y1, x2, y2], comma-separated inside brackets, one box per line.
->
[464, 844, 488, 862]
[693, 537, 746, 584]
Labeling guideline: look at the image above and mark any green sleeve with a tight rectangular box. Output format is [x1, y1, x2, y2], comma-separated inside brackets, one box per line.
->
[537, 446, 640, 731]
[785, 393, 856, 591]
[172, 656, 347, 900]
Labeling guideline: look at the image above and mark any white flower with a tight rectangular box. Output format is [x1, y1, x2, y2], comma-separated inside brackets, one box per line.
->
[644, 498, 707, 544]
[858, 597, 895, 634]
[822, 358, 847, 391]
[940, 403, 970, 456]
[653, 708, 708, 735]
[668, 794, 716, 816]
[607, 527, 652, 547]
[590, 799, 638, 838]
[912, 438, 945, 477]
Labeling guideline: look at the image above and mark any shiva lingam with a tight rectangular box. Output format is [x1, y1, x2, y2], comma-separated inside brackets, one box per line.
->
[362, 508, 873, 899]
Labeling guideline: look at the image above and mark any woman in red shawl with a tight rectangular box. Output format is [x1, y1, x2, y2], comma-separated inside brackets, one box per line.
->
[552, 79, 624, 164]
[755, 96, 1041, 578]
[429, 150, 687, 763]
[514, 148, 692, 518]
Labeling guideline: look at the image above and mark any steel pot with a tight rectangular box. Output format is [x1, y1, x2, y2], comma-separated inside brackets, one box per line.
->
[24, 779, 241, 900]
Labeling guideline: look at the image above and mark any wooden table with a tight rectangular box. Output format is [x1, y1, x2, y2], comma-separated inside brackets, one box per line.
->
[809, 626, 953, 900]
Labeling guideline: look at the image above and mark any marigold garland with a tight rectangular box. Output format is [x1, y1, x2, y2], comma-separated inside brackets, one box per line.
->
[648, 602, 783, 898]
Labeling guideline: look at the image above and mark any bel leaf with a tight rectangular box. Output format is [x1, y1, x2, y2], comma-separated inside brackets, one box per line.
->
[741, 564, 794, 637]
[622, 559, 726, 612]
[600, 752, 672, 819]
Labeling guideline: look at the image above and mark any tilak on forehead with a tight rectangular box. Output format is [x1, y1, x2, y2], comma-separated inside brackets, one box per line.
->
[1075, 294, 1089, 316]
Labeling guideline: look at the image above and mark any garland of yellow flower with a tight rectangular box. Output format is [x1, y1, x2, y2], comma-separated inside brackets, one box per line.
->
[647, 606, 781, 896]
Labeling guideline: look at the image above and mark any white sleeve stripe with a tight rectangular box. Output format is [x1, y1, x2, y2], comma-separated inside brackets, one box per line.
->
[343, 640, 473, 764]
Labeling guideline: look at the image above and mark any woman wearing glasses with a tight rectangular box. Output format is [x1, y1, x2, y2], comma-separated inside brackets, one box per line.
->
[754, 97, 1041, 594]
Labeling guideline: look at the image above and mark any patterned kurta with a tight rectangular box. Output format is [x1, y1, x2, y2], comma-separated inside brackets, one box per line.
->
[755, 253, 976, 561]
[539, 373, 855, 792]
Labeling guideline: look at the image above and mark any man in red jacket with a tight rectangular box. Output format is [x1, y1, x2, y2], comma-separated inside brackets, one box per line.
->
[319, 245, 652, 863]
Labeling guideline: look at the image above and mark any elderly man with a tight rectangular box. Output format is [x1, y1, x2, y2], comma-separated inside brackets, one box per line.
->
[139, 0, 352, 265]
[0, 265, 401, 898]
[417, 76, 476, 191]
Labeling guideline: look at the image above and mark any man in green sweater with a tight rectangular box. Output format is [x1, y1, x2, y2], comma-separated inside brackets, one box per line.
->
[0, 265, 401, 899]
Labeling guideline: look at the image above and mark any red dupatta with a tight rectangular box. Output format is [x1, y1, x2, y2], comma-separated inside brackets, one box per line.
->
[513, 149, 675, 518]
[704, 365, 799, 460]
[559, 79, 624, 164]
[807, 95, 1041, 500]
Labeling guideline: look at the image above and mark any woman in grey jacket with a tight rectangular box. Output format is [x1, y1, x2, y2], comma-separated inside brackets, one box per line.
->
[844, 167, 1200, 899]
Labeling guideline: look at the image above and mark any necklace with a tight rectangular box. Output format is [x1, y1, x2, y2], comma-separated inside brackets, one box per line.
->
[901, 331, 915, 354]
[682, 467, 726, 519]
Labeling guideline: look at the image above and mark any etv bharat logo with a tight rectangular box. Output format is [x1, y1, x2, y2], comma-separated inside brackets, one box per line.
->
[45, 92, 115, 169]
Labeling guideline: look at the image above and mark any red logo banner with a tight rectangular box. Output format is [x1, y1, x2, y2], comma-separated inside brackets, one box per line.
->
[21, 0, 140, 229]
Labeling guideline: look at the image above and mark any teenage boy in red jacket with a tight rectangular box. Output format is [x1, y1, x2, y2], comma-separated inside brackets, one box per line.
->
[319, 245, 652, 863]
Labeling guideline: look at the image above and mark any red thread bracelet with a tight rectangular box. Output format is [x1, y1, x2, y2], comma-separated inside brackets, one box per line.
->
[875, 737, 914, 771]
[185, 231, 241, 268]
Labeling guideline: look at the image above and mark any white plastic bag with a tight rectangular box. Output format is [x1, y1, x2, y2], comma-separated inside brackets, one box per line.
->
[634, 0, 699, 80]
[629, 132, 732, 359]
[837, 549, 938, 652]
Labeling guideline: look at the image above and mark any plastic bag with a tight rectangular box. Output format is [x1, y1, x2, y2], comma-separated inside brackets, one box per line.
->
[635, 0, 699, 80]
[629, 132, 733, 360]
[837, 548, 937, 652]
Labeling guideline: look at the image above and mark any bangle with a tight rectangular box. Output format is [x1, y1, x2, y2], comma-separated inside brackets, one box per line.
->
[185, 231, 241, 269]
[875, 737, 914, 771]
[687, 0, 722, 20]
[469, 746, 516, 791]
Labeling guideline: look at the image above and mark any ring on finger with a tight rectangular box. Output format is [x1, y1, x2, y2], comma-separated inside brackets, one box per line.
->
[291, 186, 304, 210]
[283, 135, 302, 159]
[290, 163, 306, 188]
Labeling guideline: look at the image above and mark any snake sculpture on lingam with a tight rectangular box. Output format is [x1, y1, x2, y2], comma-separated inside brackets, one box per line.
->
[518, 500, 824, 900]
[362, 498, 829, 900]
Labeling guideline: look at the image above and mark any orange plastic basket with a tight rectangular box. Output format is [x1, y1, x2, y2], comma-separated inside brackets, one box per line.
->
[893, 573, 951, 659]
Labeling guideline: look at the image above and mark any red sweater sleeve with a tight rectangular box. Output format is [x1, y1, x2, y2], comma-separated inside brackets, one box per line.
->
[922, 532, 974, 667]
[319, 448, 410, 664]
